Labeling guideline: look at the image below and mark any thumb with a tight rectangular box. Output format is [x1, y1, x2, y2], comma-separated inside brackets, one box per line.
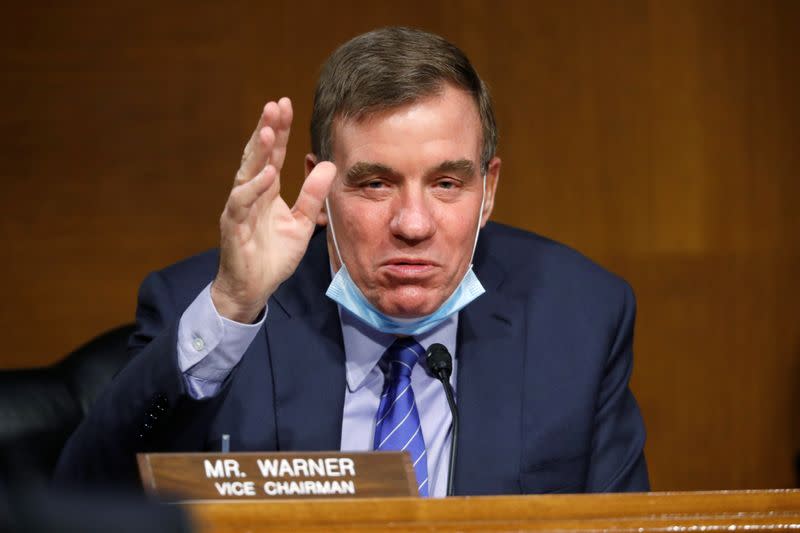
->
[291, 161, 337, 225]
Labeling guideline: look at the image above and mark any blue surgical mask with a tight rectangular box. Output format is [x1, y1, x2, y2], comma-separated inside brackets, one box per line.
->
[324, 174, 487, 336]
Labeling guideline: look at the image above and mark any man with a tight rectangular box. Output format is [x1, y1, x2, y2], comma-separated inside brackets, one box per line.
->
[55, 27, 649, 496]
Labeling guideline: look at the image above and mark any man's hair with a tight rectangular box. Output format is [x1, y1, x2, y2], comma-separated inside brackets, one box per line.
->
[310, 27, 497, 173]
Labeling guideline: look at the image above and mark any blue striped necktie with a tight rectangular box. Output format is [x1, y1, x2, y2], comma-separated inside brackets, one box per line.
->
[374, 337, 429, 497]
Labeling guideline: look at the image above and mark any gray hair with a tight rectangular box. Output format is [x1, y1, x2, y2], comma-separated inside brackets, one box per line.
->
[310, 27, 497, 173]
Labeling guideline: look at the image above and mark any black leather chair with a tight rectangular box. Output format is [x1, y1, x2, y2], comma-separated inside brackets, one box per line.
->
[0, 324, 199, 531]
[0, 324, 135, 480]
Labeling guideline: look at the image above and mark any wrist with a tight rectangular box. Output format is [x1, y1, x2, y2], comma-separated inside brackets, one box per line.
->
[210, 279, 267, 324]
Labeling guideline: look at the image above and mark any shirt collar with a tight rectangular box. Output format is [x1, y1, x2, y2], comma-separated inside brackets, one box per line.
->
[339, 306, 458, 392]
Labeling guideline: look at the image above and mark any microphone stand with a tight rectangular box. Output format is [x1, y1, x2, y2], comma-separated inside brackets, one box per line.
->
[426, 343, 458, 497]
[441, 373, 458, 497]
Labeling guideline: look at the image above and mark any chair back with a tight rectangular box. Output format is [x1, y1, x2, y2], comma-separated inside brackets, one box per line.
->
[0, 324, 135, 479]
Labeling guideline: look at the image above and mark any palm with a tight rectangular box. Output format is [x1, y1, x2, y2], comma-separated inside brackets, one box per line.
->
[247, 184, 310, 290]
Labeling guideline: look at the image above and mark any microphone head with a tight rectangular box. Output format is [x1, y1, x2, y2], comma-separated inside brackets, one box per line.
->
[425, 343, 453, 380]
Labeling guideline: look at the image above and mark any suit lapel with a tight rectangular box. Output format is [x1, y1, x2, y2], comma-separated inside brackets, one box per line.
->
[454, 250, 528, 495]
[266, 229, 346, 451]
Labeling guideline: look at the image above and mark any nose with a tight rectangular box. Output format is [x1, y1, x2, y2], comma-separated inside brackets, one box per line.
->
[389, 187, 436, 243]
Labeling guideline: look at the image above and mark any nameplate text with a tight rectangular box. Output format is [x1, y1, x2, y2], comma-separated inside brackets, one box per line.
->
[137, 451, 417, 500]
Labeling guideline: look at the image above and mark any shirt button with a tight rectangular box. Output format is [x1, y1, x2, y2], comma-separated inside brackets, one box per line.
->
[192, 337, 206, 351]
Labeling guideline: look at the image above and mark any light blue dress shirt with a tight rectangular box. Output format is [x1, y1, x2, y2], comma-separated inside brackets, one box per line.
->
[177, 283, 457, 497]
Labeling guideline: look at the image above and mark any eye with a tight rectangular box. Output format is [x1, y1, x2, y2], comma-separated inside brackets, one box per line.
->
[358, 178, 392, 198]
[435, 178, 461, 190]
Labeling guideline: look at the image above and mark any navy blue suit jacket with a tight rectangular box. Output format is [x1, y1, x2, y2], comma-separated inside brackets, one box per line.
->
[55, 222, 649, 494]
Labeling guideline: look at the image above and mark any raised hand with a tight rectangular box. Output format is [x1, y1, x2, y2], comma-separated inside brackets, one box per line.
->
[211, 98, 337, 323]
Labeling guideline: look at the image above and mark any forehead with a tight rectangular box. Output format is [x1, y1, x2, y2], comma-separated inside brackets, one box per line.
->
[331, 85, 482, 172]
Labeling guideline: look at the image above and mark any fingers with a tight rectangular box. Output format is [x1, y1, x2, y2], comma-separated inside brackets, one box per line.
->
[238, 103, 279, 182]
[269, 97, 293, 172]
[291, 162, 337, 226]
[238, 99, 293, 183]
[226, 165, 277, 223]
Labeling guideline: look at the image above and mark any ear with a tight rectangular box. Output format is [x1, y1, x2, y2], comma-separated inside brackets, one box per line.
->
[480, 156, 501, 227]
[305, 153, 329, 226]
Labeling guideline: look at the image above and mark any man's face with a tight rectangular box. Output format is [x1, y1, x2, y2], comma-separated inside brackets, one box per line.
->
[316, 84, 500, 318]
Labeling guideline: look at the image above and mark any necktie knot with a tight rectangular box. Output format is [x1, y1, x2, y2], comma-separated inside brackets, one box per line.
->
[386, 337, 423, 378]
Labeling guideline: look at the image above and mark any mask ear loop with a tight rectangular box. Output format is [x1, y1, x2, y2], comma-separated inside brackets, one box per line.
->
[325, 197, 345, 268]
[468, 173, 487, 265]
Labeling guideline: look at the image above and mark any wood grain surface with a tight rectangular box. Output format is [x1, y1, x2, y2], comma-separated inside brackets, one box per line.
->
[1, 1, 798, 492]
[184, 489, 800, 532]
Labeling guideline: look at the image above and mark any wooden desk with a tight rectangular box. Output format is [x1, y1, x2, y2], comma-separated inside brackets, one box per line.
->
[184, 489, 800, 531]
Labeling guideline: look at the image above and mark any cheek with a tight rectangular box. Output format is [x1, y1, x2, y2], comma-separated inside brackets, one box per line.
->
[335, 202, 389, 257]
[443, 207, 480, 242]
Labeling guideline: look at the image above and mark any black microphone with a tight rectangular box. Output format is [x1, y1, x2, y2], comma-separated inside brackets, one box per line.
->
[425, 343, 458, 497]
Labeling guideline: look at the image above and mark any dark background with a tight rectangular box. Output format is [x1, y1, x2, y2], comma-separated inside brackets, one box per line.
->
[1, 0, 798, 491]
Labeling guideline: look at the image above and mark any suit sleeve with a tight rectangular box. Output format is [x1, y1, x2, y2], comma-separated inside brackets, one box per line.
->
[53, 271, 230, 487]
[585, 283, 650, 492]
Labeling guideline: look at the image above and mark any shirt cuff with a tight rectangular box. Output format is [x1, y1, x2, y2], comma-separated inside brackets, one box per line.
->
[177, 283, 266, 385]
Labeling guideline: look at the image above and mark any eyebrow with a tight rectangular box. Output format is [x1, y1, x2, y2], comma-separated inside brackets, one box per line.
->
[344, 158, 477, 182]
[432, 159, 476, 177]
[345, 161, 398, 182]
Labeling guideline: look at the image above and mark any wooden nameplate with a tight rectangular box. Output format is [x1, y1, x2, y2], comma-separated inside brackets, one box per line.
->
[137, 451, 417, 500]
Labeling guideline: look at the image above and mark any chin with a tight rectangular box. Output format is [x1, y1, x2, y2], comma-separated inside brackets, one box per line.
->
[377, 289, 444, 318]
